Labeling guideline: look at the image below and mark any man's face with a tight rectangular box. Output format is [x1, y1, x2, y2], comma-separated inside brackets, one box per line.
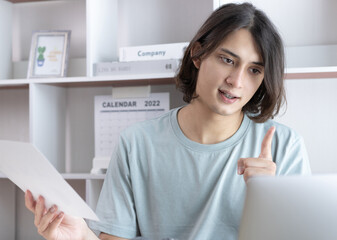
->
[193, 28, 265, 119]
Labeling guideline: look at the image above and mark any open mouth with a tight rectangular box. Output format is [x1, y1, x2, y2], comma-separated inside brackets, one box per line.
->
[218, 89, 238, 99]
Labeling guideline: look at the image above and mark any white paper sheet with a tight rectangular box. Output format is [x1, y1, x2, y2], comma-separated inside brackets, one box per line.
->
[0, 140, 99, 221]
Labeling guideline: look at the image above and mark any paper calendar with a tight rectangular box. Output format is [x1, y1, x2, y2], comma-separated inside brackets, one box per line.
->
[92, 93, 169, 173]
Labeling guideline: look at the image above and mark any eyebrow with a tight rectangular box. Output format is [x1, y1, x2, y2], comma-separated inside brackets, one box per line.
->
[220, 48, 264, 67]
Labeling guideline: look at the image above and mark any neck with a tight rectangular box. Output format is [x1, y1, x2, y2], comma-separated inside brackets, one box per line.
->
[177, 104, 244, 144]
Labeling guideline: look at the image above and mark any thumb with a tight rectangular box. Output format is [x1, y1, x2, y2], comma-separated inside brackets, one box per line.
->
[259, 126, 275, 159]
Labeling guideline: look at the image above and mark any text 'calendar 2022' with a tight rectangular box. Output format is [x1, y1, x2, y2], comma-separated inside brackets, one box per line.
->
[92, 93, 170, 173]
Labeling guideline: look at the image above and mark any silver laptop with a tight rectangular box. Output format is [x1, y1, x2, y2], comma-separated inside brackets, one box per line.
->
[238, 175, 337, 240]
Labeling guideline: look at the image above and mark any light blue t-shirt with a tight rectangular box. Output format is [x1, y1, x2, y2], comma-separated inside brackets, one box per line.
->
[89, 107, 311, 240]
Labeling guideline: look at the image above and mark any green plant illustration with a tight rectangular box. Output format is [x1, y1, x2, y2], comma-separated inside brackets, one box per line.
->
[37, 46, 46, 66]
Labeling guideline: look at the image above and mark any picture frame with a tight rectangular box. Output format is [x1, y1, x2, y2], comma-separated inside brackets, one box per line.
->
[27, 30, 71, 78]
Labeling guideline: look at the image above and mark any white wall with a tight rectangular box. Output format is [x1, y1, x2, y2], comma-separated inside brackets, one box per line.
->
[118, 0, 212, 48]
[219, 0, 337, 47]
[275, 78, 337, 174]
[0, 180, 15, 240]
[0, 0, 12, 79]
[0, 88, 29, 142]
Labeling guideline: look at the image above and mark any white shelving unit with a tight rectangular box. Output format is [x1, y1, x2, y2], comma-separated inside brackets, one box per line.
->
[1, 0, 337, 239]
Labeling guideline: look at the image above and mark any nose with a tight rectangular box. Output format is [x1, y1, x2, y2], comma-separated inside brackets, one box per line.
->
[225, 67, 244, 88]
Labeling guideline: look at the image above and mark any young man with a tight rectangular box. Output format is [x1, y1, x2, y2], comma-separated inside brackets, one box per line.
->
[25, 3, 311, 240]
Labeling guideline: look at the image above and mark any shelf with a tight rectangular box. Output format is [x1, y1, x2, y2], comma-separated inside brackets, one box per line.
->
[7, 0, 49, 3]
[0, 172, 105, 180]
[61, 173, 105, 180]
[2, 66, 337, 88]
[285, 66, 337, 80]
[0, 79, 29, 88]
[0, 73, 176, 88]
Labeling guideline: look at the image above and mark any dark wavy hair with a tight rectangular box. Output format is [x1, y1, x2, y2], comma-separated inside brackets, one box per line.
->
[175, 2, 285, 123]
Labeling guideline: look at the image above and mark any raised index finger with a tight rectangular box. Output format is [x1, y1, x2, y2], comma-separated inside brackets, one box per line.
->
[259, 126, 275, 159]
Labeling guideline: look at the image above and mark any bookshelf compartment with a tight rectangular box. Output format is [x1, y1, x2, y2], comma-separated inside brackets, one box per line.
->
[0, 88, 29, 142]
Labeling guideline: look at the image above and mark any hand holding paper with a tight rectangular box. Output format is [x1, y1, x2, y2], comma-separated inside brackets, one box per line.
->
[0, 140, 98, 221]
[25, 190, 94, 240]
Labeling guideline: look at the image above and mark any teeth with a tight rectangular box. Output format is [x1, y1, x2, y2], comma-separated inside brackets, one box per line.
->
[225, 93, 235, 99]
[219, 90, 237, 99]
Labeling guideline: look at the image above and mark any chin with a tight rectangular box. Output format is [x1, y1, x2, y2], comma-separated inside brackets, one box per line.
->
[212, 107, 238, 117]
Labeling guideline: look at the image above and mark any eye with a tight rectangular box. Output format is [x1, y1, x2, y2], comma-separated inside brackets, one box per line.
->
[250, 68, 262, 75]
[220, 56, 234, 65]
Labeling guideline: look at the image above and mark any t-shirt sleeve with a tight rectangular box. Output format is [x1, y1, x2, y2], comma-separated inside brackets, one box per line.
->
[88, 136, 139, 238]
[276, 135, 312, 175]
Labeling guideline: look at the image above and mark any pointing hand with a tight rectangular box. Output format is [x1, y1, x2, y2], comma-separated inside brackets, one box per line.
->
[237, 126, 276, 182]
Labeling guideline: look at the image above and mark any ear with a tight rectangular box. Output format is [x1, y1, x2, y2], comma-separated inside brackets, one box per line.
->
[190, 42, 202, 69]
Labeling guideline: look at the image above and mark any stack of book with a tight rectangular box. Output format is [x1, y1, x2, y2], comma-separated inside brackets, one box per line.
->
[93, 42, 189, 76]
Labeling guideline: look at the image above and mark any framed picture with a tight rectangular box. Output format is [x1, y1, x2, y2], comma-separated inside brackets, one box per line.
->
[27, 30, 71, 78]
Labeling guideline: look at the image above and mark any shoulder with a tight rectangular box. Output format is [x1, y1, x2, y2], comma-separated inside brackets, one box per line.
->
[248, 117, 303, 144]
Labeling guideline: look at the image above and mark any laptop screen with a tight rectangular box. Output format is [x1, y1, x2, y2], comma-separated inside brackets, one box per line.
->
[238, 175, 337, 240]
